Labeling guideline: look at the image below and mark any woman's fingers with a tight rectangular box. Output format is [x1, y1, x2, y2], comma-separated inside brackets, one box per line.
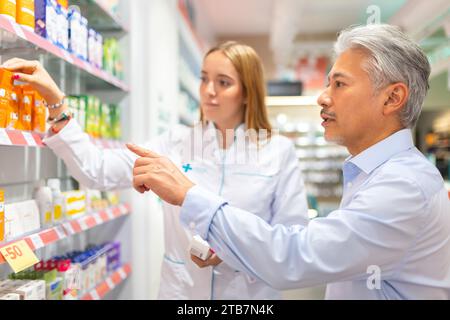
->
[134, 156, 154, 168]
[190, 254, 209, 268]
[132, 173, 152, 194]
[10, 72, 35, 84]
[127, 143, 160, 158]
[133, 164, 161, 176]
[1, 59, 40, 74]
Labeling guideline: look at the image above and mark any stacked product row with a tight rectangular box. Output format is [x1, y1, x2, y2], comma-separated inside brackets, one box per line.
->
[0, 182, 121, 243]
[0, 242, 121, 300]
[0, 0, 123, 78]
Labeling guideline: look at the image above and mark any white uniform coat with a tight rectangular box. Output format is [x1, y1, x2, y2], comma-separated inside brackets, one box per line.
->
[44, 119, 309, 299]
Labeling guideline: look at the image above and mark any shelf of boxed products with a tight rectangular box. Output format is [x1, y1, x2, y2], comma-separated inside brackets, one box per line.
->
[0, 128, 125, 149]
[0, 16, 129, 92]
[71, 0, 129, 33]
[81, 263, 131, 300]
[0, 203, 130, 265]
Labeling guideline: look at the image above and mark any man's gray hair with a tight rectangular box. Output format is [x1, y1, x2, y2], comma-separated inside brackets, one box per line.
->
[334, 24, 430, 128]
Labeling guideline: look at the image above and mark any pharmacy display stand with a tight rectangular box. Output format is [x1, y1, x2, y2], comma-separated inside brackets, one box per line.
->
[0, 0, 131, 300]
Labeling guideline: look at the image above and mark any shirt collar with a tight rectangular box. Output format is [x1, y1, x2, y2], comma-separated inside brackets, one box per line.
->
[347, 129, 415, 175]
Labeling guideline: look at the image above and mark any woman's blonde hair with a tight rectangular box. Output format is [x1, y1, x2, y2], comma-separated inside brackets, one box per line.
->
[200, 41, 272, 138]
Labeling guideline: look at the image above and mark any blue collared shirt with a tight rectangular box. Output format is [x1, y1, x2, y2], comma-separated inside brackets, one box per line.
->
[180, 129, 450, 299]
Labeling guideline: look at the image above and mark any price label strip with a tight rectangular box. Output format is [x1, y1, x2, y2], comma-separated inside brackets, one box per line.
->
[0, 240, 40, 273]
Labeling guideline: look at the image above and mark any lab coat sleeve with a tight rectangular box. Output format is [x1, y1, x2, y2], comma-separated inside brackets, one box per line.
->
[180, 172, 427, 290]
[43, 119, 169, 191]
[269, 143, 309, 227]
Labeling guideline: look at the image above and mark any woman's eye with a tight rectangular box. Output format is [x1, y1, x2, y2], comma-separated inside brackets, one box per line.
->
[219, 80, 230, 87]
[200, 76, 207, 83]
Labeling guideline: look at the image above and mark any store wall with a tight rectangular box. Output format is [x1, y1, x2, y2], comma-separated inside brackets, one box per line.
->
[127, 0, 179, 300]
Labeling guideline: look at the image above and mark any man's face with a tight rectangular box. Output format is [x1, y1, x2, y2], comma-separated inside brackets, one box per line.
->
[317, 49, 384, 155]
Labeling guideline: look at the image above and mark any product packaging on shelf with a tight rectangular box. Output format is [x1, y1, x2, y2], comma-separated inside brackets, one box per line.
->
[80, 16, 88, 61]
[96, 32, 103, 69]
[4, 200, 40, 241]
[34, 180, 53, 227]
[56, 3, 68, 50]
[99, 102, 111, 139]
[32, 90, 47, 133]
[18, 85, 34, 131]
[16, 0, 35, 32]
[13, 280, 46, 300]
[35, 0, 58, 44]
[68, 7, 81, 56]
[88, 28, 97, 66]
[0, 0, 16, 22]
[9, 85, 21, 129]
[0, 69, 15, 129]
[62, 190, 86, 219]
[47, 179, 64, 224]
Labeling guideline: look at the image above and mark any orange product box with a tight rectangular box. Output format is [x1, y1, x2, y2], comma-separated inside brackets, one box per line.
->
[19, 85, 34, 131]
[32, 90, 47, 133]
[16, 0, 35, 31]
[0, 0, 17, 21]
[0, 69, 11, 128]
[9, 86, 21, 129]
[0, 68, 17, 129]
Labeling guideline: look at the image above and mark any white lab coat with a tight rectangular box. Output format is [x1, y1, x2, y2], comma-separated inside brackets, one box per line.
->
[44, 119, 309, 299]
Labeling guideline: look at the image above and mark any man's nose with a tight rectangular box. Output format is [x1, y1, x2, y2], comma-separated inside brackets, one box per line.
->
[317, 90, 332, 108]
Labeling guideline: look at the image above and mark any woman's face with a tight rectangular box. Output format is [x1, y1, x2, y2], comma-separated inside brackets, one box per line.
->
[200, 51, 245, 129]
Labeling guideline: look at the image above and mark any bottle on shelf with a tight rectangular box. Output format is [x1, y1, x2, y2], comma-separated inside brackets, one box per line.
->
[47, 179, 65, 224]
[34, 180, 53, 227]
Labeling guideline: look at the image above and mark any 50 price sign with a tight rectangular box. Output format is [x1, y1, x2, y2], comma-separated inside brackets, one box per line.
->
[0, 240, 40, 273]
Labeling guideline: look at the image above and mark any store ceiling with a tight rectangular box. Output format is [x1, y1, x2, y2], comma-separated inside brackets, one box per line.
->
[194, 0, 406, 66]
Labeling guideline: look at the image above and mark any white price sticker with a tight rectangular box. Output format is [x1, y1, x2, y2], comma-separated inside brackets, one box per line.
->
[106, 278, 115, 289]
[105, 208, 114, 220]
[29, 234, 44, 250]
[0, 129, 11, 145]
[63, 222, 75, 235]
[22, 132, 36, 146]
[54, 226, 66, 239]
[11, 22, 26, 39]
[118, 268, 127, 280]
[93, 214, 103, 225]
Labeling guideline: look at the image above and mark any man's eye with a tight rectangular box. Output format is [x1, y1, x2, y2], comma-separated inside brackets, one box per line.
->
[335, 81, 344, 88]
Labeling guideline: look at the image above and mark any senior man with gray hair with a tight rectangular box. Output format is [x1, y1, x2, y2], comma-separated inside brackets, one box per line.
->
[128, 24, 450, 299]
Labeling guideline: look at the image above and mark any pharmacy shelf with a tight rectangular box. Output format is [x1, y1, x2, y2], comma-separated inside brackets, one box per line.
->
[0, 16, 129, 92]
[81, 263, 131, 300]
[0, 128, 125, 149]
[71, 0, 129, 33]
[0, 203, 131, 265]
[0, 129, 45, 147]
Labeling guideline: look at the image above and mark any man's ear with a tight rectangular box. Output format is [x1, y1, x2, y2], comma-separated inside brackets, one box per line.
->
[382, 82, 409, 116]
